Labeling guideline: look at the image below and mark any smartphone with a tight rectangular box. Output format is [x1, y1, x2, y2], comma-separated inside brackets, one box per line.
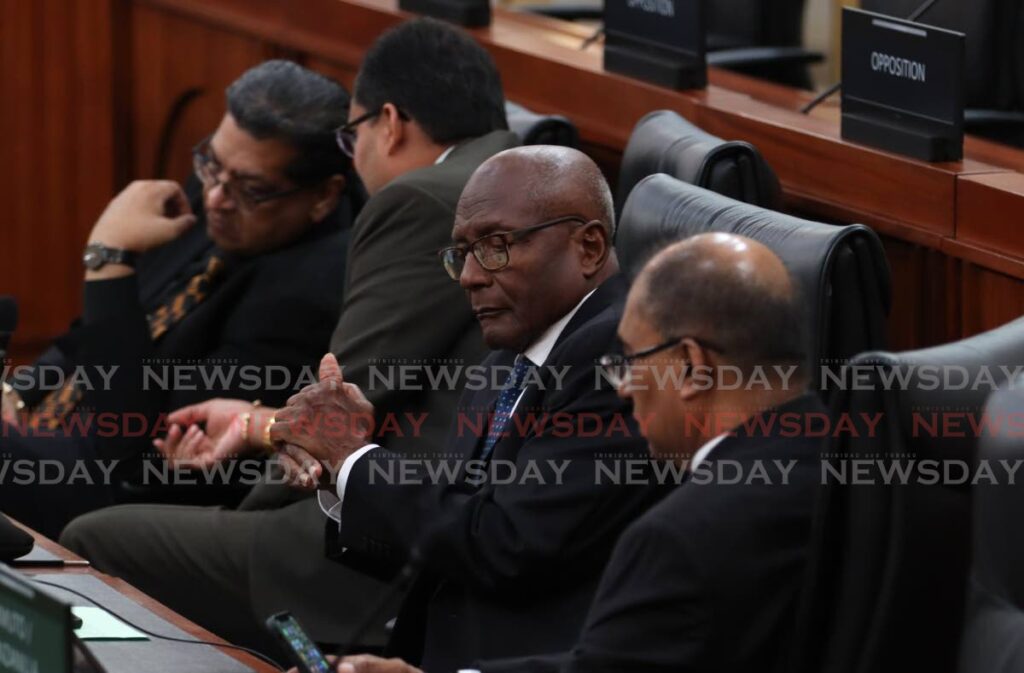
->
[265, 611, 332, 673]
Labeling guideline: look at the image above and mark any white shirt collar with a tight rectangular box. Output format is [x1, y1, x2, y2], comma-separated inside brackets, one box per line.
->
[523, 289, 596, 366]
[690, 433, 727, 472]
[435, 145, 456, 165]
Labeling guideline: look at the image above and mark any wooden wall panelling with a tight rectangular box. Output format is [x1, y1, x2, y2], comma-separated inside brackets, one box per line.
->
[955, 173, 1024, 260]
[960, 264, 1024, 338]
[0, 0, 118, 363]
[127, 2, 282, 183]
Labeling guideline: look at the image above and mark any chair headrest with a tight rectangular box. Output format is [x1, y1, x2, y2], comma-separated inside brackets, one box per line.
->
[849, 316, 1024, 460]
[504, 101, 579, 148]
[618, 173, 890, 380]
[618, 110, 781, 211]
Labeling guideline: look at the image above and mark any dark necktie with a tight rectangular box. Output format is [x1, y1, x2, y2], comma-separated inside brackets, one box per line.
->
[480, 355, 532, 461]
[28, 254, 225, 430]
[147, 254, 224, 340]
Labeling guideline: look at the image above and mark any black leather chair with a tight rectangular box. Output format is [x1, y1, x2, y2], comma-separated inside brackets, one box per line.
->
[617, 110, 781, 213]
[518, 0, 822, 89]
[793, 316, 1024, 673]
[860, 0, 1024, 147]
[504, 101, 579, 148]
[958, 376, 1024, 673]
[705, 0, 821, 89]
[617, 173, 890, 396]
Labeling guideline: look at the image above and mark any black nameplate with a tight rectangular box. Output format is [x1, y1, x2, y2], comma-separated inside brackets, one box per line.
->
[604, 0, 706, 90]
[398, 0, 490, 27]
[841, 7, 965, 162]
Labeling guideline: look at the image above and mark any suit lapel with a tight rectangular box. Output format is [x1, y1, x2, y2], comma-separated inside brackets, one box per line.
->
[551, 274, 628, 353]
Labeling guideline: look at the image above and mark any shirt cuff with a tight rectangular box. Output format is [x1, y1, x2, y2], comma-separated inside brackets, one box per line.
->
[83, 275, 140, 325]
[316, 443, 379, 526]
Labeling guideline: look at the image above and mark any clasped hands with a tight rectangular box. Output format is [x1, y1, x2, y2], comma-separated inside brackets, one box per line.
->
[155, 353, 374, 490]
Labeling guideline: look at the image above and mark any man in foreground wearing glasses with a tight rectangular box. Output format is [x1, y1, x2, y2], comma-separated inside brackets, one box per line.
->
[0, 60, 351, 536]
[271, 145, 666, 672]
[300, 233, 827, 673]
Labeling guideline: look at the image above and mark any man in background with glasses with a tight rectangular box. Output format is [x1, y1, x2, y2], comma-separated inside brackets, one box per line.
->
[269, 145, 667, 672]
[1, 60, 352, 537]
[63, 17, 519, 659]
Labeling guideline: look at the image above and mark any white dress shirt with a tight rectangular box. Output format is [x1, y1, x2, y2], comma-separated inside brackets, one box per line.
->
[318, 289, 597, 524]
[689, 433, 727, 472]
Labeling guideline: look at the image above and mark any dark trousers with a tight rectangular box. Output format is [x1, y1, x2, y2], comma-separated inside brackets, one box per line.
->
[59, 495, 390, 662]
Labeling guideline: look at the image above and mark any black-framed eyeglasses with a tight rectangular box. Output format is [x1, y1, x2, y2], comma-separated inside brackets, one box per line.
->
[334, 107, 409, 158]
[599, 336, 725, 389]
[192, 136, 307, 211]
[439, 215, 594, 281]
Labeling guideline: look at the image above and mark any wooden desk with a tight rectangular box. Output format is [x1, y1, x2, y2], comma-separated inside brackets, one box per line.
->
[5, 0, 1024, 357]
[11, 521, 277, 673]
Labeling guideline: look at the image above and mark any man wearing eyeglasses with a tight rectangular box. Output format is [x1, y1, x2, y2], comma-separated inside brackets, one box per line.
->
[296, 234, 826, 673]
[63, 17, 520, 658]
[1, 60, 352, 537]
[267, 145, 666, 672]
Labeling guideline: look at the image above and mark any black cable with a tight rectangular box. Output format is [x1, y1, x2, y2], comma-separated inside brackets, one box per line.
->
[800, 0, 941, 115]
[31, 579, 285, 672]
[580, 26, 604, 50]
[800, 81, 841, 114]
[335, 552, 421, 659]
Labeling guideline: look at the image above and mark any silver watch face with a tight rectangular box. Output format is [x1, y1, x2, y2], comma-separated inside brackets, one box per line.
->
[83, 246, 105, 271]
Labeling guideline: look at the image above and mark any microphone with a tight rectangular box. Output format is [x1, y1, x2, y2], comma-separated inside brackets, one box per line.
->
[801, 0, 941, 115]
[0, 296, 17, 363]
[335, 512, 456, 659]
[335, 548, 424, 659]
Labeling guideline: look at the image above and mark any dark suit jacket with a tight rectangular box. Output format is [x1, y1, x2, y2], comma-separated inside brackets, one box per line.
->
[245, 131, 521, 645]
[483, 393, 828, 673]
[14, 185, 351, 468]
[328, 275, 670, 672]
[0, 186, 350, 537]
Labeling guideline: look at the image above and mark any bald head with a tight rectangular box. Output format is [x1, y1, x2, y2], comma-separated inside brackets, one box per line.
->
[632, 233, 807, 372]
[450, 145, 618, 351]
[459, 146, 615, 238]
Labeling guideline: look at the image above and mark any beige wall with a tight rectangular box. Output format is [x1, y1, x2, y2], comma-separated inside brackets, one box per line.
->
[804, 0, 855, 86]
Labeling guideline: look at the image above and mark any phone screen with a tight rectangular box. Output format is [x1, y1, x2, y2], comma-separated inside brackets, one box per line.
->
[266, 612, 332, 673]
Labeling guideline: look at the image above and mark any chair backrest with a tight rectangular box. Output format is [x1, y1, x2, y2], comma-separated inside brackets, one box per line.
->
[617, 110, 782, 213]
[504, 101, 579, 148]
[617, 173, 890, 395]
[707, 0, 807, 50]
[859, 0, 1016, 110]
[796, 316, 1024, 673]
[958, 376, 1024, 673]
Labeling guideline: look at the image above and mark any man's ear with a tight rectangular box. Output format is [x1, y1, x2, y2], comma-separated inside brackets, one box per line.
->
[380, 103, 406, 157]
[678, 339, 710, 402]
[310, 175, 346, 224]
[575, 220, 611, 278]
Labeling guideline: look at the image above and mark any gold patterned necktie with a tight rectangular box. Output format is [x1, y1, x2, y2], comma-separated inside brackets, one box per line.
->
[28, 254, 225, 430]
[147, 255, 225, 340]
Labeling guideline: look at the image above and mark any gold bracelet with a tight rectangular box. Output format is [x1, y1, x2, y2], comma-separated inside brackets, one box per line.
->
[262, 415, 277, 452]
[240, 412, 253, 445]
[241, 400, 262, 447]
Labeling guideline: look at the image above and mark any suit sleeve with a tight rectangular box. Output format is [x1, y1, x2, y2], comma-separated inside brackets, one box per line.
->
[470, 514, 707, 673]
[333, 320, 662, 592]
[75, 233, 345, 460]
[559, 513, 708, 673]
[329, 182, 476, 413]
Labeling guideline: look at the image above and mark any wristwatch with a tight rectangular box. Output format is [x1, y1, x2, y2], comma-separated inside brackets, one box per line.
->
[82, 243, 138, 271]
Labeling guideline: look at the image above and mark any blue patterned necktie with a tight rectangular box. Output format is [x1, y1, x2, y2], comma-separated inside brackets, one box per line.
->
[481, 355, 533, 460]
